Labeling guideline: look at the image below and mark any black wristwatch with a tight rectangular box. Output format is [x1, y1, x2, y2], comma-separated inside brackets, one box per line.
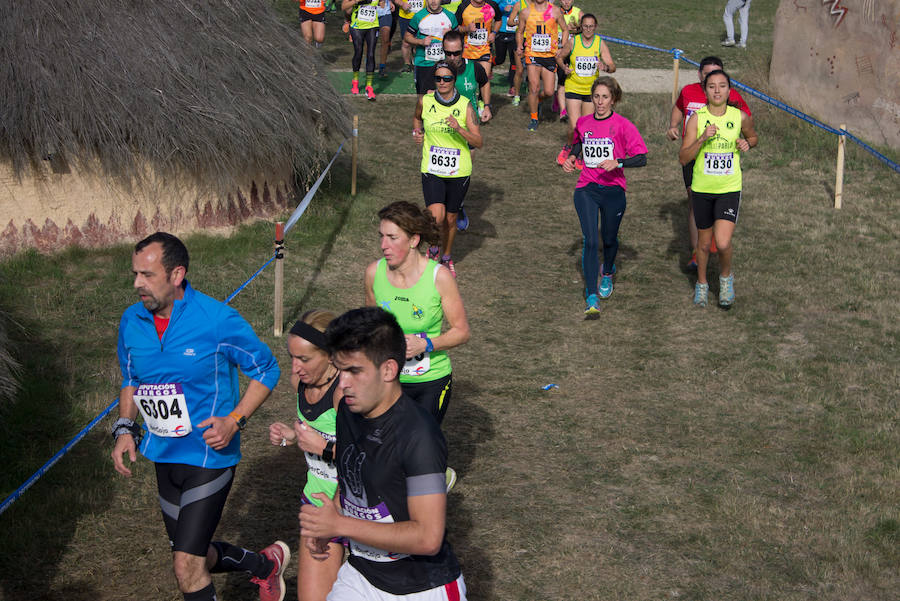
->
[322, 440, 336, 462]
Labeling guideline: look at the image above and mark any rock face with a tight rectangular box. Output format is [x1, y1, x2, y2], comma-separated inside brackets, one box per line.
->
[0, 164, 293, 257]
[770, 0, 900, 150]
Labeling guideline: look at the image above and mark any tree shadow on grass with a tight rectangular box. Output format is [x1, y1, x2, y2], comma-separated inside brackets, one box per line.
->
[452, 178, 504, 264]
[0, 325, 107, 600]
[443, 378, 496, 599]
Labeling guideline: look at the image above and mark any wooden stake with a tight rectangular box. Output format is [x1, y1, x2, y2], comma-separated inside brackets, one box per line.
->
[273, 221, 285, 337]
[672, 57, 680, 105]
[351, 115, 359, 197]
[834, 124, 846, 210]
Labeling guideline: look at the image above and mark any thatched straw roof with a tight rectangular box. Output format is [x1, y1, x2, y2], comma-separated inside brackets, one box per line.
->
[0, 0, 350, 191]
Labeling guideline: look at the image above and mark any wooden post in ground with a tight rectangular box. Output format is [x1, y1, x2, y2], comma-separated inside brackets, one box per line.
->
[672, 56, 680, 105]
[351, 115, 359, 197]
[834, 124, 846, 210]
[273, 221, 285, 337]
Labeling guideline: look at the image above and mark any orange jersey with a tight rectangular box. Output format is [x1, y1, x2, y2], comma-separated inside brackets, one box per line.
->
[523, 3, 559, 58]
[456, 0, 502, 59]
[298, 0, 326, 15]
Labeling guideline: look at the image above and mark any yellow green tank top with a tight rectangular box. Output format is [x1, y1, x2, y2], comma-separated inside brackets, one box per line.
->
[420, 91, 472, 178]
[565, 34, 601, 95]
[351, 0, 380, 30]
[373, 258, 451, 383]
[691, 105, 743, 194]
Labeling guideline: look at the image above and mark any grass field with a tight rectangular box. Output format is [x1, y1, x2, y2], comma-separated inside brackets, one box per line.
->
[1, 0, 898, 599]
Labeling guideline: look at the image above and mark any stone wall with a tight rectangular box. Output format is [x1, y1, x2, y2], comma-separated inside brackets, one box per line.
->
[0, 163, 293, 257]
[770, 0, 900, 150]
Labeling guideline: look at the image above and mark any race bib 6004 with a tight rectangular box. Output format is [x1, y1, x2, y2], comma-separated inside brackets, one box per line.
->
[134, 383, 192, 437]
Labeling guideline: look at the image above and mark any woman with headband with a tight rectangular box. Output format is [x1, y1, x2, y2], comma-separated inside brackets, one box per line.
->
[268, 310, 342, 601]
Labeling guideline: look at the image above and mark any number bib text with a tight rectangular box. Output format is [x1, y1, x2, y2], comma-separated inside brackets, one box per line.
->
[530, 33, 551, 53]
[704, 152, 734, 176]
[583, 138, 614, 168]
[134, 383, 191, 437]
[427, 145, 461, 176]
[468, 29, 488, 46]
[574, 56, 598, 77]
[305, 0, 323, 8]
[425, 41, 445, 62]
[357, 5, 377, 22]
[407, 0, 423, 11]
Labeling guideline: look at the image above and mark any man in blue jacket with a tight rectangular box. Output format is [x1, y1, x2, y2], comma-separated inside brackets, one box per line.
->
[111, 232, 286, 601]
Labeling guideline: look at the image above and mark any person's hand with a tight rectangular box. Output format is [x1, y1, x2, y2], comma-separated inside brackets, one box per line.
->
[269, 421, 295, 446]
[599, 158, 619, 172]
[423, 35, 435, 45]
[445, 114, 461, 131]
[293, 419, 327, 455]
[488, 31, 496, 43]
[404, 333, 428, 358]
[562, 154, 577, 173]
[515, 46, 524, 57]
[480, 105, 492, 123]
[665, 126, 679, 141]
[112, 434, 137, 477]
[736, 138, 750, 152]
[303, 535, 332, 561]
[299, 493, 342, 539]
[198, 415, 239, 450]
[412, 128, 424, 144]
[563, 66, 572, 76]
[702, 123, 718, 141]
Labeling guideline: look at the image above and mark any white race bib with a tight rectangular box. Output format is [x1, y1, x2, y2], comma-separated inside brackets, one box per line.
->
[134, 383, 192, 437]
[357, 5, 377, 22]
[468, 28, 489, 46]
[530, 33, 551, 53]
[427, 145, 461, 177]
[305, 0, 323, 8]
[703, 152, 734, 176]
[582, 137, 614, 169]
[574, 55, 598, 77]
[407, 0, 423, 11]
[343, 499, 408, 562]
[401, 351, 431, 376]
[425, 41, 445, 62]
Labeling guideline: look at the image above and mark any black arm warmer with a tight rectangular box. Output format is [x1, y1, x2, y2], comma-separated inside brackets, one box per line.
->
[620, 153, 647, 168]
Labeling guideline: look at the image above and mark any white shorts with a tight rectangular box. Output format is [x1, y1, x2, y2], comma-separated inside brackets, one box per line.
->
[327, 562, 467, 601]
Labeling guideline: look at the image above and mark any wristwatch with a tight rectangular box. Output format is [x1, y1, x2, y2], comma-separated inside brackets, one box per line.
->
[229, 411, 247, 430]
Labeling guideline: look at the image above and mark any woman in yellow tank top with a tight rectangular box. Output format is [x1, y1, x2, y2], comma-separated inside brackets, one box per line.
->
[556, 13, 615, 163]
[679, 70, 758, 309]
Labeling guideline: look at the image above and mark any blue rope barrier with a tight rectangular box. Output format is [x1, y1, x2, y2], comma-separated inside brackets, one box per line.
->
[0, 140, 347, 517]
[0, 399, 119, 516]
[600, 37, 900, 174]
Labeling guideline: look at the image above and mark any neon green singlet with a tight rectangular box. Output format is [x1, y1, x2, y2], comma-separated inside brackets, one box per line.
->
[420, 91, 472, 178]
[372, 258, 451, 383]
[565, 34, 601, 96]
[691, 105, 743, 194]
[351, 0, 380, 30]
[296, 380, 338, 506]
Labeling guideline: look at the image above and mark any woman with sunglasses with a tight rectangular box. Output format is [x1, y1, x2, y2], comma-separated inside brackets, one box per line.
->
[268, 310, 343, 601]
[412, 61, 483, 277]
[562, 76, 647, 317]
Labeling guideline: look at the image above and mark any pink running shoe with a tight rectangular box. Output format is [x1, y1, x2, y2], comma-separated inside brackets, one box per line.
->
[251, 541, 290, 601]
[559, 107, 568, 122]
[440, 256, 457, 278]
[350, 79, 359, 95]
[365, 85, 376, 101]
[556, 144, 572, 166]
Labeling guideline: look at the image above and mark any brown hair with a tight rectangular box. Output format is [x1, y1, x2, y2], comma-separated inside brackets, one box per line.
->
[591, 76, 623, 104]
[377, 201, 441, 248]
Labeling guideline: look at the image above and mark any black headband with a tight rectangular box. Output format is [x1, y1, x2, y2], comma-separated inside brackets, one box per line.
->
[288, 321, 328, 350]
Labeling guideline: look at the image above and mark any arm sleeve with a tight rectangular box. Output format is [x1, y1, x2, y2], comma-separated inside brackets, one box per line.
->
[454, 0, 467, 24]
[675, 89, 686, 112]
[488, 0, 502, 20]
[620, 153, 647, 168]
[117, 312, 139, 389]
[217, 307, 281, 391]
[474, 62, 488, 86]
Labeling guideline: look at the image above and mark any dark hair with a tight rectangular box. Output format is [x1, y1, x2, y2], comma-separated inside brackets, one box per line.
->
[703, 69, 731, 89]
[698, 56, 724, 71]
[580, 13, 597, 26]
[325, 307, 405, 371]
[591, 76, 623, 104]
[442, 30, 464, 47]
[134, 232, 189, 275]
[433, 61, 457, 78]
[378, 201, 441, 248]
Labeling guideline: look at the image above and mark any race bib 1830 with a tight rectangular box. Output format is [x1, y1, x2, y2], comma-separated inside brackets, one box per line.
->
[134, 383, 192, 437]
[703, 151, 734, 176]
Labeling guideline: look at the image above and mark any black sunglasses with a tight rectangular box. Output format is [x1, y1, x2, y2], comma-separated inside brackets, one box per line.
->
[435, 74, 456, 82]
[443, 50, 462, 56]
